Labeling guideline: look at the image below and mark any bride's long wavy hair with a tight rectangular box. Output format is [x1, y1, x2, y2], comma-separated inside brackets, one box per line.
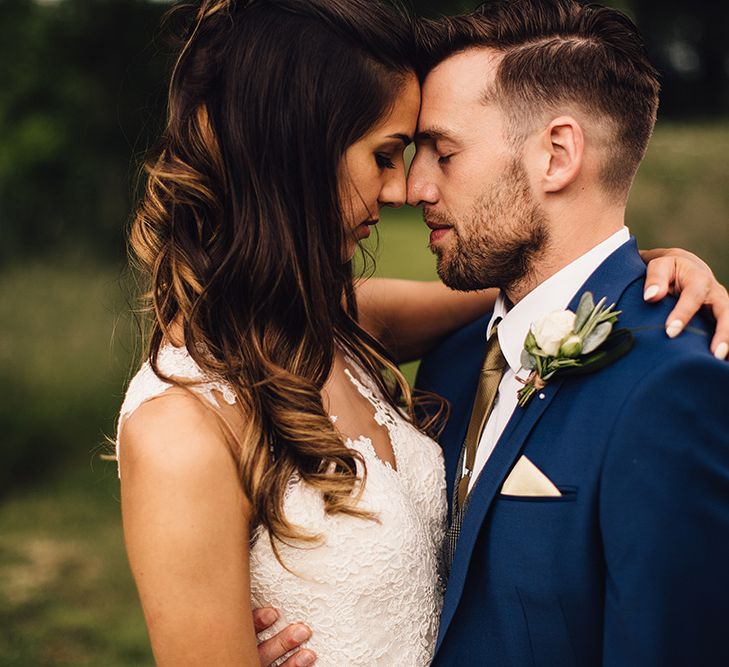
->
[129, 0, 445, 551]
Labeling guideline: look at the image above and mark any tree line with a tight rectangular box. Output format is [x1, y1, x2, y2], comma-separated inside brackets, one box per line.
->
[1, 0, 726, 264]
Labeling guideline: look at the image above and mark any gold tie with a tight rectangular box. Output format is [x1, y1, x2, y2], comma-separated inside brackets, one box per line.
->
[457, 320, 508, 509]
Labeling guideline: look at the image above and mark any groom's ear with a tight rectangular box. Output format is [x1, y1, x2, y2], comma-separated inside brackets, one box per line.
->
[538, 115, 584, 194]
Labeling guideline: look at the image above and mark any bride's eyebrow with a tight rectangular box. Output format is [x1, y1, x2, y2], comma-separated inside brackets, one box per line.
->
[386, 133, 413, 146]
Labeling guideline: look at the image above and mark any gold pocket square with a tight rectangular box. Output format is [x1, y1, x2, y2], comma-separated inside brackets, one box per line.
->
[500, 455, 561, 497]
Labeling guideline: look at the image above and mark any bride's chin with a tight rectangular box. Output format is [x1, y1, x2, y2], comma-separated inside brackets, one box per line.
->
[342, 239, 359, 263]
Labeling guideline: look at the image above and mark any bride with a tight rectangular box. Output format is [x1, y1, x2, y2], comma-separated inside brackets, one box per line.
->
[117, 1, 729, 665]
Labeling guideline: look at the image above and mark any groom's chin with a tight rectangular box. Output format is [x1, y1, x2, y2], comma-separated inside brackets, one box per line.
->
[436, 259, 496, 292]
[434, 262, 463, 291]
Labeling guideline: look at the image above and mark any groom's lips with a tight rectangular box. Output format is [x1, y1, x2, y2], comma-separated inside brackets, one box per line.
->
[426, 221, 453, 245]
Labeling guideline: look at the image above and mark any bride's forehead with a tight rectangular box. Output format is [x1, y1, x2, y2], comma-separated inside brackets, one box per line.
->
[374, 78, 420, 132]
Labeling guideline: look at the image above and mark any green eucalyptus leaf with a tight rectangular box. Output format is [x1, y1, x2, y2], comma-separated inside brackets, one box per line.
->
[521, 349, 537, 370]
[595, 307, 619, 324]
[573, 292, 594, 332]
[581, 321, 613, 354]
[577, 296, 609, 338]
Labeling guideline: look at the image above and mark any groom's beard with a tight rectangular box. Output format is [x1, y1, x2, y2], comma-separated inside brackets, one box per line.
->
[428, 160, 549, 293]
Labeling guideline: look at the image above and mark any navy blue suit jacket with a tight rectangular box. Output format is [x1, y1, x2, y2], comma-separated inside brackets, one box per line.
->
[416, 240, 729, 666]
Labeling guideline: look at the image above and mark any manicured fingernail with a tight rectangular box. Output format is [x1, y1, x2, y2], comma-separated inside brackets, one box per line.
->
[643, 285, 660, 300]
[666, 319, 683, 338]
[296, 651, 316, 666]
[715, 342, 729, 360]
[292, 624, 312, 643]
[261, 608, 278, 625]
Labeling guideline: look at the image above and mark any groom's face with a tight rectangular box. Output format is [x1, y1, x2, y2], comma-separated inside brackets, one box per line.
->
[408, 48, 548, 292]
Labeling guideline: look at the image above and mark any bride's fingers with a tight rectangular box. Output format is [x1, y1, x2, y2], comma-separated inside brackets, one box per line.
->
[663, 267, 713, 338]
[640, 246, 712, 273]
[706, 285, 729, 360]
[642, 254, 675, 302]
[662, 274, 729, 360]
[642, 248, 715, 305]
[672, 284, 729, 359]
[639, 247, 670, 264]
[258, 623, 313, 666]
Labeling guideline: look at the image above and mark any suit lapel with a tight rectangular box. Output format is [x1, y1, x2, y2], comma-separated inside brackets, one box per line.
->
[436, 375, 567, 648]
[435, 237, 647, 652]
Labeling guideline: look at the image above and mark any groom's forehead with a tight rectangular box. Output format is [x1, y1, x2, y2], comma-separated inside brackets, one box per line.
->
[419, 48, 501, 118]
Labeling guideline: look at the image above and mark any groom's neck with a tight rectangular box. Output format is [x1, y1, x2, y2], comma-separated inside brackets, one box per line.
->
[504, 207, 626, 305]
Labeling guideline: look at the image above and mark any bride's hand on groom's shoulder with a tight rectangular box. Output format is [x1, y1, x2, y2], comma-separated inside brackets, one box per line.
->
[254, 607, 316, 666]
[641, 247, 729, 360]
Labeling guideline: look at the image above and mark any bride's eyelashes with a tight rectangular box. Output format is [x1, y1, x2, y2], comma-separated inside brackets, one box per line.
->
[375, 153, 396, 169]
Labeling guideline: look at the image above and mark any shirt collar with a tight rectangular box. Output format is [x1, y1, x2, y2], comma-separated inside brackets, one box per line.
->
[486, 227, 631, 374]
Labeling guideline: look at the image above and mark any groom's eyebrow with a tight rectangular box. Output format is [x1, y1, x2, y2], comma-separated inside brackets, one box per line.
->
[415, 126, 458, 143]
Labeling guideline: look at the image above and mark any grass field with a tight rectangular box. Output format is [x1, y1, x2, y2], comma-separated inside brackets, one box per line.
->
[1, 121, 727, 665]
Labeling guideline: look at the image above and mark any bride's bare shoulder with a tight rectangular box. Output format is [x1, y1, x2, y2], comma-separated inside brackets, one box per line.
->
[118, 387, 244, 488]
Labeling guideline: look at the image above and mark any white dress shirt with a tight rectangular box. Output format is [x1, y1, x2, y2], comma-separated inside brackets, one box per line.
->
[464, 227, 631, 493]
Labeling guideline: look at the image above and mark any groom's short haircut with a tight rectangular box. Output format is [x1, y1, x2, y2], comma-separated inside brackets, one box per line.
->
[417, 0, 660, 199]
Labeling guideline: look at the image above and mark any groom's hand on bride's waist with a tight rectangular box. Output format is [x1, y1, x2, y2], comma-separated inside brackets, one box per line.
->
[254, 607, 316, 666]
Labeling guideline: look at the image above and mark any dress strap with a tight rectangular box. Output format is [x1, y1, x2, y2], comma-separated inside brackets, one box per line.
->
[116, 345, 237, 477]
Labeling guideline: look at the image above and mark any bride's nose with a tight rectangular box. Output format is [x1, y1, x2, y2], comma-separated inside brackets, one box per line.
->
[378, 171, 407, 209]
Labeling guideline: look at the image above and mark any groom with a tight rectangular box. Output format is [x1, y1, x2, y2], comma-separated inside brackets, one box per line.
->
[411, 0, 729, 664]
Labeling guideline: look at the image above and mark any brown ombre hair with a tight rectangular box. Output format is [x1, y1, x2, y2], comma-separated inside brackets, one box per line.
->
[130, 0, 441, 553]
[417, 0, 661, 198]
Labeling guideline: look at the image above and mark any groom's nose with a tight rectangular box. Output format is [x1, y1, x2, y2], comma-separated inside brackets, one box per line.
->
[407, 159, 439, 208]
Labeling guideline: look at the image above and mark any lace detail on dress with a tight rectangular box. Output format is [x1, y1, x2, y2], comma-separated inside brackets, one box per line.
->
[327, 359, 402, 472]
[252, 355, 447, 666]
[343, 368, 399, 430]
[115, 344, 237, 476]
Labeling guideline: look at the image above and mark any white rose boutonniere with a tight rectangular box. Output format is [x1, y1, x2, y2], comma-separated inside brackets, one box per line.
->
[518, 292, 635, 407]
[532, 310, 577, 357]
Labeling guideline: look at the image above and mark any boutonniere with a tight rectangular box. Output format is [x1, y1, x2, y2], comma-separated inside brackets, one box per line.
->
[517, 292, 634, 407]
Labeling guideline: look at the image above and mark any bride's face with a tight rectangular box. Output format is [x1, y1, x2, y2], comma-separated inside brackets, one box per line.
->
[339, 73, 421, 260]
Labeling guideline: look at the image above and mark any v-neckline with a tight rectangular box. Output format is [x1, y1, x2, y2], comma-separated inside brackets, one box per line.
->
[327, 357, 400, 473]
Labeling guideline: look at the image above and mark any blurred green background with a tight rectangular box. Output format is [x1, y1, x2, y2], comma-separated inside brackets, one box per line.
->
[1, 0, 727, 664]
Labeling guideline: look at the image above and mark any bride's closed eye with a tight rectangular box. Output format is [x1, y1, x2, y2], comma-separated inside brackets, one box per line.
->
[376, 153, 396, 169]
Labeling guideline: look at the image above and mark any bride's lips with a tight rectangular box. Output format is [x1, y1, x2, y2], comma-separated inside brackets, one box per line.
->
[426, 221, 453, 245]
[357, 219, 379, 239]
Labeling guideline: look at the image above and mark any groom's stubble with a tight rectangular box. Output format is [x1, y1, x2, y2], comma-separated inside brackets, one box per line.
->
[427, 158, 549, 294]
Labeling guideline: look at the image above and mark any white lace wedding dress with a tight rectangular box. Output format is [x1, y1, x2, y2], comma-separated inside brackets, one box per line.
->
[117, 345, 447, 666]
